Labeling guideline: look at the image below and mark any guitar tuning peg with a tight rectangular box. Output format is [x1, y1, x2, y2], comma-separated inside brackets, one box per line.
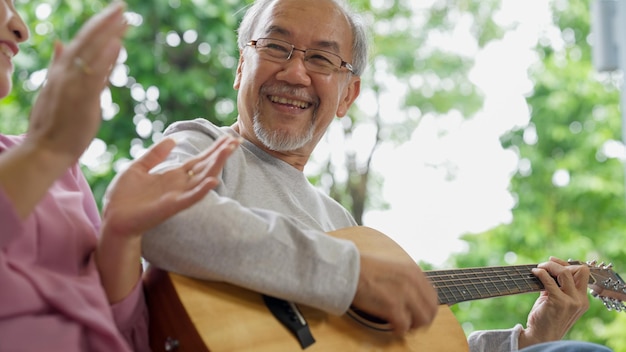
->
[588, 260, 598, 266]
[613, 300, 624, 312]
[610, 299, 625, 312]
[601, 297, 614, 310]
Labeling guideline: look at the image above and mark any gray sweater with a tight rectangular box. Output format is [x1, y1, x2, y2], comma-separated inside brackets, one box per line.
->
[142, 118, 359, 315]
[142, 118, 520, 350]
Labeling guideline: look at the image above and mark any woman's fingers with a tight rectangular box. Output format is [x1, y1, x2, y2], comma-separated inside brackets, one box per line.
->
[70, 2, 128, 81]
[184, 135, 241, 178]
[134, 138, 178, 171]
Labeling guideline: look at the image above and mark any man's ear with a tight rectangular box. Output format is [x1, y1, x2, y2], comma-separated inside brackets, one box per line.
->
[336, 76, 361, 117]
[233, 51, 244, 90]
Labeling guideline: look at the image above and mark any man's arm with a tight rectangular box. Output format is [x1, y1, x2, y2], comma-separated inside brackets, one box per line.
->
[142, 189, 361, 315]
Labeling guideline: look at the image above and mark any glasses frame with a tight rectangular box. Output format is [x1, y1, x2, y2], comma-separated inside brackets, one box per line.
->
[247, 37, 354, 75]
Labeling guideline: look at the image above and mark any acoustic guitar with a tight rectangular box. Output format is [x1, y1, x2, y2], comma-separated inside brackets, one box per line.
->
[144, 226, 626, 352]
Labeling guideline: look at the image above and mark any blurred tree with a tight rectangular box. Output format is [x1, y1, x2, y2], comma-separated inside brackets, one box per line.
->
[448, 0, 626, 349]
[8, 0, 250, 201]
[310, 0, 504, 224]
[6, 0, 503, 217]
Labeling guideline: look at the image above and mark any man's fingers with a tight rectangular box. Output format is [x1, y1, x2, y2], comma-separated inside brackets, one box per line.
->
[532, 267, 561, 293]
[548, 257, 569, 266]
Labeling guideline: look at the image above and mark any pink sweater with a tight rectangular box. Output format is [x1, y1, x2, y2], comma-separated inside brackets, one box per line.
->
[0, 134, 149, 351]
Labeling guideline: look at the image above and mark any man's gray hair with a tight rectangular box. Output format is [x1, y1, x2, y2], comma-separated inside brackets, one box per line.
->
[236, 0, 369, 76]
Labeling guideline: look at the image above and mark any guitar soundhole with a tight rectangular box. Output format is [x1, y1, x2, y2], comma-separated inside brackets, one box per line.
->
[347, 307, 393, 332]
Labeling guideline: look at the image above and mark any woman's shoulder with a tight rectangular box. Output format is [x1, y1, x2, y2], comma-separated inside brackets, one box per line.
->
[0, 133, 26, 151]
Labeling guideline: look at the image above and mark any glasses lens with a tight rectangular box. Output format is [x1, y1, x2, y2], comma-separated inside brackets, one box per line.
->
[304, 50, 342, 74]
[256, 38, 291, 60]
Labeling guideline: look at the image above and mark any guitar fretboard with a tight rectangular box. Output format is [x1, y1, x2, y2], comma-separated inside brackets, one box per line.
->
[427, 265, 544, 305]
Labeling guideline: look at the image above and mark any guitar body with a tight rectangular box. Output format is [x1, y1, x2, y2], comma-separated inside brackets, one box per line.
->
[144, 268, 469, 352]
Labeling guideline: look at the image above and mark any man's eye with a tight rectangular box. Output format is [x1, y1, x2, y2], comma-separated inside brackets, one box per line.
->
[308, 54, 334, 65]
[266, 44, 289, 52]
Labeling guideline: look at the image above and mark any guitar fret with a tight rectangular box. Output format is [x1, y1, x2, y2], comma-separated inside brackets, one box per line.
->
[428, 265, 545, 305]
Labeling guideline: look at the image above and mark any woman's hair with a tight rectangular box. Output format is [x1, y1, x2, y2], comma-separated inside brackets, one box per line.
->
[236, 0, 369, 76]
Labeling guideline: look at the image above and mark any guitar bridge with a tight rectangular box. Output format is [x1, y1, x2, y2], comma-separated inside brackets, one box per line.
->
[262, 295, 316, 349]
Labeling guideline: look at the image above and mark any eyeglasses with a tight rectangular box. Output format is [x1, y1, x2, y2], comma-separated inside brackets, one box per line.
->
[247, 38, 354, 75]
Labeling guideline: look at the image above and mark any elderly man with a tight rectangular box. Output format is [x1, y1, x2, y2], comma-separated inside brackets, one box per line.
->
[142, 0, 612, 351]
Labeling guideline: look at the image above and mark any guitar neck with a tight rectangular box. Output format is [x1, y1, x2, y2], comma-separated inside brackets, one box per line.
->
[427, 264, 546, 305]
[329, 227, 625, 311]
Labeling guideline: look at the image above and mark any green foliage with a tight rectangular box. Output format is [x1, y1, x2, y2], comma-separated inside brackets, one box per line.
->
[6, 0, 497, 218]
[324, 0, 502, 220]
[449, 0, 626, 348]
[7, 0, 250, 203]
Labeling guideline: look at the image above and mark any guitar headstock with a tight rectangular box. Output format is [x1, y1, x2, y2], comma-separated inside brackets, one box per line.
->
[584, 260, 626, 312]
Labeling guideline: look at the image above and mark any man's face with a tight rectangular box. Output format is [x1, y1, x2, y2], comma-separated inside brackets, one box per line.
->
[233, 0, 361, 155]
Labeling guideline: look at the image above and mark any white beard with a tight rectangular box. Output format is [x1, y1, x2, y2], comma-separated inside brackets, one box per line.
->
[252, 114, 315, 151]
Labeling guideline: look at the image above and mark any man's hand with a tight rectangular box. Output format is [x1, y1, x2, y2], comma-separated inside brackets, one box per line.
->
[519, 257, 590, 348]
[352, 254, 439, 336]
[329, 226, 439, 336]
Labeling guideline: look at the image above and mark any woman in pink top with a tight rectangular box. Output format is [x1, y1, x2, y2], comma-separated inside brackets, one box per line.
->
[0, 1, 240, 351]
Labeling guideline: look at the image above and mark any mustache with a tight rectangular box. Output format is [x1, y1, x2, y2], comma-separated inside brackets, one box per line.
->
[260, 84, 319, 106]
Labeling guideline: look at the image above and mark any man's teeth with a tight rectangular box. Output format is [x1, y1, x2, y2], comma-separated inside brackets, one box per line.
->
[269, 95, 310, 109]
[0, 44, 13, 59]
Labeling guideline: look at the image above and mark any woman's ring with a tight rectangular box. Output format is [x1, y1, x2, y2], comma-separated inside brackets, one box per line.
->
[187, 170, 194, 177]
[74, 57, 93, 75]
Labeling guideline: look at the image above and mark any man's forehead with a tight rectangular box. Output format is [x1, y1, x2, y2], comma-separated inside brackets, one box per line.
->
[254, 0, 351, 51]
[259, 24, 342, 53]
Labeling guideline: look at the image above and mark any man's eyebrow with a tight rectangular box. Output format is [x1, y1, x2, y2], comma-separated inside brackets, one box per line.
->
[264, 25, 342, 53]
[313, 40, 341, 53]
[264, 25, 290, 37]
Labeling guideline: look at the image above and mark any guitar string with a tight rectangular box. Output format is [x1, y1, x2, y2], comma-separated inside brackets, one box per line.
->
[426, 265, 624, 305]
[427, 265, 546, 304]
[427, 266, 619, 288]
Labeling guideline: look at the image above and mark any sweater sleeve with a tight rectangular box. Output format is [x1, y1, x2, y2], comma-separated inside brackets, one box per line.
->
[72, 166, 150, 351]
[468, 324, 523, 352]
[110, 280, 150, 352]
[142, 191, 360, 315]
[0, 187, 22, 248]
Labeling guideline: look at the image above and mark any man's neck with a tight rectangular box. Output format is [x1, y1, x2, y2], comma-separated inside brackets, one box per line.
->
[231, 122, 311, 171]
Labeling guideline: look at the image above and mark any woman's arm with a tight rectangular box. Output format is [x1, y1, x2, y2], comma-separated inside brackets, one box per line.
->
[0, 1, 128, 219]
[96, 135, 240, 303]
